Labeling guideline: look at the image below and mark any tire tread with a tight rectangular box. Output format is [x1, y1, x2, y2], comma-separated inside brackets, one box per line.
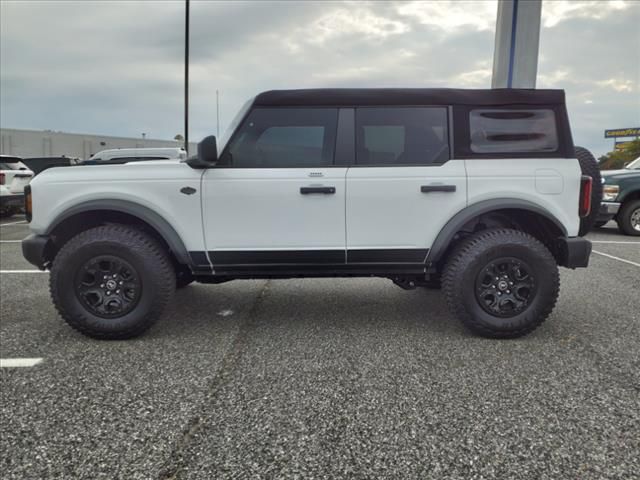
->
[442, 228, 560, 338]
[50, 225, 175, 339]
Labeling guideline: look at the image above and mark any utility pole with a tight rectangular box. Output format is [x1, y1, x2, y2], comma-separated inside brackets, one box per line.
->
[184, 0, 190, 153]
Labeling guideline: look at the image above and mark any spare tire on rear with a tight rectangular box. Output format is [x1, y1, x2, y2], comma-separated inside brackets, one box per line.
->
[575, 146, 602, 236]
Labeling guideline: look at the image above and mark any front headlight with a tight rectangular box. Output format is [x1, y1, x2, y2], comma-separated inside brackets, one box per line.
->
[602, 184, 619, 202]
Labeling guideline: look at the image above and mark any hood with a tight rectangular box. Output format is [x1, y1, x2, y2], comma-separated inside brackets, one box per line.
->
[601, 169, 639, 181]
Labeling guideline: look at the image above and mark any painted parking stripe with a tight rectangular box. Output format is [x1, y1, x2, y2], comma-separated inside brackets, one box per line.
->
[593, 250, 640, 268]
[0, 240, 23, 243]
[0, 270, 47, 273]
[0, 220, 27, 227]
[591, 241, 640, 245]
[0, 358, 43, 368]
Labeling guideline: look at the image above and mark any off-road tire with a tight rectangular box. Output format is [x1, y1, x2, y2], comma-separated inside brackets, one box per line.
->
[616, 199, 640, 236]
[575, 146, 602, 236]
[50, 225, 176, 339]
[442, 229, 560, 339]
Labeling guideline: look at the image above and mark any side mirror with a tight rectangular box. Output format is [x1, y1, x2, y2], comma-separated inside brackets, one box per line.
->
[186, 135, 217, 168]
[198, 135, 217, 163]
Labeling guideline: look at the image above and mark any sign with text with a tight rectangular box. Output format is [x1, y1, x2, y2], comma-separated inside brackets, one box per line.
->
[614, 141, 633, 152]
[605, 127, 640, 138]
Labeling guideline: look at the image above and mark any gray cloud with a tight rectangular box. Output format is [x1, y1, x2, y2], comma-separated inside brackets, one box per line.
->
[1, 0, 638, 157]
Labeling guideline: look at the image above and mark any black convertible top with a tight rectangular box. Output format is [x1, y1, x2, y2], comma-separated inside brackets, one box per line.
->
[254, 88, 565, 107]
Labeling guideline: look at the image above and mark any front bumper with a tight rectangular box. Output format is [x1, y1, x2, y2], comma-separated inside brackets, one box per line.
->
[22, 234, 52, 270]
[557, 236, 591, 269]
[0, 193, 24, 208]
[597, 201, 621, 222]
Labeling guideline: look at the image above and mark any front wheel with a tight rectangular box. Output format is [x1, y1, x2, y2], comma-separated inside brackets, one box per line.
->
[442, 229, 559, 338]
[50, 225, 176, 339]
[616, 199, 640, 236]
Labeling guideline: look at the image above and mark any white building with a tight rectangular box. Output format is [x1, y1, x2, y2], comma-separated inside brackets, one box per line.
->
[0, 128, 197, 160]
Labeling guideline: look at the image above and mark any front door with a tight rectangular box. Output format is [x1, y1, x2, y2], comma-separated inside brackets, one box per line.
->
[345, 106, 467, 265]
[201, 107, 347, 272]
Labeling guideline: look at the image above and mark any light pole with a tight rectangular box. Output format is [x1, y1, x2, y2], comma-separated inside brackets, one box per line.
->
[184, 0, 190, 153]
[492, 0, 542, 88]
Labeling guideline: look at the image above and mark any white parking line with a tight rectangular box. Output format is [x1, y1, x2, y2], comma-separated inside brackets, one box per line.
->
[593, 250, 640, 268]
[0, 240, 23, 243]
[0, 221, 27, 227]
[591, 241, 640, 245]
[0, 358, 43, 368]
[0, 270, 47, 273]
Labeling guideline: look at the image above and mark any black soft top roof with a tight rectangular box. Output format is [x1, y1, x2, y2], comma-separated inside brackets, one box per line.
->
[254, 88, 565, 107]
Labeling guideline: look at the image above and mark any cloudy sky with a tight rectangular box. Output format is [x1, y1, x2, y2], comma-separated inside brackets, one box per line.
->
[1, 0, 638, 158]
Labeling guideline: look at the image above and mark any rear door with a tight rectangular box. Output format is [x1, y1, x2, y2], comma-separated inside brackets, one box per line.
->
[345, 106, 467, 266]
[202, 107, 348, 271]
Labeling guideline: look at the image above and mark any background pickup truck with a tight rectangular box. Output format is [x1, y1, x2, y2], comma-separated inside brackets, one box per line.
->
[598, 156, 640, 236]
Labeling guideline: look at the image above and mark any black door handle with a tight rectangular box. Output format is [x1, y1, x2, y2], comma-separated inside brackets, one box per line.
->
[421, 185, 456, 193]
[300, 186, 336, 194]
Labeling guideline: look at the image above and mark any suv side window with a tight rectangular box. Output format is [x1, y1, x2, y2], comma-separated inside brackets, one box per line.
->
[469, 109, 558, 153]
[221, 108, 338, 167]
[355, 107, 449, 165]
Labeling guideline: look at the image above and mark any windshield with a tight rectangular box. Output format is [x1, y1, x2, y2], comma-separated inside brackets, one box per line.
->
[217, 97, 254, 154]
[625, 157, 640, 170]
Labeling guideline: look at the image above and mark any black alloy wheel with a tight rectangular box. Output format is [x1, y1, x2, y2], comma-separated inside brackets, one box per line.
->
[75, 255, 142, 318]
[475, 258, 537, 318]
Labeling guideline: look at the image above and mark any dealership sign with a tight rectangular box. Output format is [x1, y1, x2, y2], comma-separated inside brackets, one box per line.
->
[604, 127, 640, 138]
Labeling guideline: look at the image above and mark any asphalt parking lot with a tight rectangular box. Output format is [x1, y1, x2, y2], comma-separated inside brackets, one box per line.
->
[1, 215, 638, 479]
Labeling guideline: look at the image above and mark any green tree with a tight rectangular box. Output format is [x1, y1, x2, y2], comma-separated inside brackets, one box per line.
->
[599, 138, 640, 170]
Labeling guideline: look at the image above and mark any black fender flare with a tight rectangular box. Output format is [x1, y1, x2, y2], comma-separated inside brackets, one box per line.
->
[426, 199, 568, 265]
[46, 199, 191, 265]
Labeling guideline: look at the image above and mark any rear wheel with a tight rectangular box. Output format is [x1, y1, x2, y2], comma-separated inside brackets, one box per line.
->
[617, 199, 640, 236]
[50, 225, 176, 339]
[442, 229, 559, 338]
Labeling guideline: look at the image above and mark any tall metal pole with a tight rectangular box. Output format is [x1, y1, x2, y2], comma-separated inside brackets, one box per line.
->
[184, 0, 190, 153]
[492, 0, 541, 89]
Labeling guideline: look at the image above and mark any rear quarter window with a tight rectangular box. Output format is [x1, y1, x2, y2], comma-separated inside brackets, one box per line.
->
[469, 109, 558, 154]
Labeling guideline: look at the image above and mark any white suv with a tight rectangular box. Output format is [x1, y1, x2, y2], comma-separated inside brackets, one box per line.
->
[0, 155, 34, 217]
[22, 88, 598, 339]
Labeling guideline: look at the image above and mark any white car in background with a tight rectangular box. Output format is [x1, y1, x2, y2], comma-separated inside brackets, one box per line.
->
[83, 147, 187, 165]
[0, 155, 34, 218]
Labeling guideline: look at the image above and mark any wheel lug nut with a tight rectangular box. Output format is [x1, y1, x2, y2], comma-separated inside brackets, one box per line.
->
[116, 289, 120, 293]
[113, 274, 117, 278]
[506, 290, 511, 293]
[100, 284, 104, 288]
[119, 281, 123, 285]
[106, 291, 111, 295]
